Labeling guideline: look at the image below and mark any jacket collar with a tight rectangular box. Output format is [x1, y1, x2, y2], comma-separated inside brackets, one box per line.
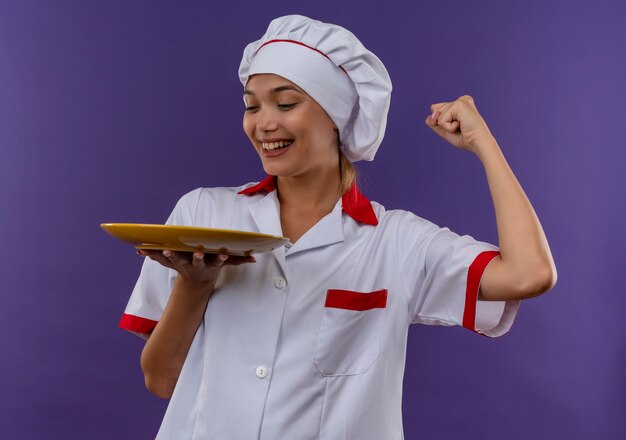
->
[238, 175, 378, 226]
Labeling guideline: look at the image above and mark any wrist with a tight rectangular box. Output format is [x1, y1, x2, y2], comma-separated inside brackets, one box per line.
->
[172, 275, 216, 301]
[472, 135, 501, 162]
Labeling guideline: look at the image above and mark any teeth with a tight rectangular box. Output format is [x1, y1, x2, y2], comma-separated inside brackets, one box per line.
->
[262, 140, 293, 150]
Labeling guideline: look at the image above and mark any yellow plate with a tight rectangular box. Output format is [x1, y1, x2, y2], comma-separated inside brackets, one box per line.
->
[100, 223, 289, 256]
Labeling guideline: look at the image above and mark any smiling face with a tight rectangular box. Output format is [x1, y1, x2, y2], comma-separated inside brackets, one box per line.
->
[243, 74, 339, 179]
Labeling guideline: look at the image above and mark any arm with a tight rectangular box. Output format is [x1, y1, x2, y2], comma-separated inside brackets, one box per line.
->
[426, 96, 557, 301]
[138, 250, 254, 398]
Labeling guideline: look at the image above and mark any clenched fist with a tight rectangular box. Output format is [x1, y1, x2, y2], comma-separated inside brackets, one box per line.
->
[425, 95, 495, 154]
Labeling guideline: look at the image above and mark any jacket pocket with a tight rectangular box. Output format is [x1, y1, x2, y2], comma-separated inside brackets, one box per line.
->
[314, 289, 387, 376]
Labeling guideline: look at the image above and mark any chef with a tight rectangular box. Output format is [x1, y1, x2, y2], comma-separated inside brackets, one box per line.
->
[120, 14, 556, 439]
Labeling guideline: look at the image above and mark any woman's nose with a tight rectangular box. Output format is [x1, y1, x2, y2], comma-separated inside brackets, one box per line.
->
[256, 108, 279, 131]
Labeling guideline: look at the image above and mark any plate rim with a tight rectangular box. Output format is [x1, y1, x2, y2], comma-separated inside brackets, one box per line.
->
[100, 223, 289, 241]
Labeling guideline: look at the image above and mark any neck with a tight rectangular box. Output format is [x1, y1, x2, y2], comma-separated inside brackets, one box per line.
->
[276, 166, 342, 213]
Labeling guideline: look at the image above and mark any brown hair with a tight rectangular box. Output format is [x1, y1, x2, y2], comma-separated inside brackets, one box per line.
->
[339, 148, 357, 195]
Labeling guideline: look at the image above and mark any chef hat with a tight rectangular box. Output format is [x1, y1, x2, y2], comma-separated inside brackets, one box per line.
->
[238, 15, 392, 162]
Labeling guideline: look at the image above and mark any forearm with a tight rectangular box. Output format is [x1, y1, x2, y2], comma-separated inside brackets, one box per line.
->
[140, 276, 214, 398]
[475, 136, 557, 300]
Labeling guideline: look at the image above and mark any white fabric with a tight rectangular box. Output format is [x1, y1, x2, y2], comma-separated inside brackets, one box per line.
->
[239, 15, 392, 162]
[123, 186, 519, 439]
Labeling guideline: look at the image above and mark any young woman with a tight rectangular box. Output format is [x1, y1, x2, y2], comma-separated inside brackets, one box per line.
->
[121, 15, 557, 439]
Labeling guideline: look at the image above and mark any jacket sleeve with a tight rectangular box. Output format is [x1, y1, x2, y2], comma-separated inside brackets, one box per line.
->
[118, 188, 203, 337]
[399, 214, 520, 337]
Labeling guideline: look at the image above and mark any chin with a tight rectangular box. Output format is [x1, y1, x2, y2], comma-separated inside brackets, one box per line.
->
[261, 160, 296, 177]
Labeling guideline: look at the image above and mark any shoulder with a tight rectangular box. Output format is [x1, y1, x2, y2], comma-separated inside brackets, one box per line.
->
[374, 203, 498, 263]
[362, 202, 449, 260]
[371, 201, 441, 238]
[176, 183, 261, 208]
[172, 186, 233, 210]
[167, 185, 254, 225]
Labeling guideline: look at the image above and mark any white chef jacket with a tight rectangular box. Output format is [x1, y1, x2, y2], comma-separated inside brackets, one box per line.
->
[120, 176, 520, 439]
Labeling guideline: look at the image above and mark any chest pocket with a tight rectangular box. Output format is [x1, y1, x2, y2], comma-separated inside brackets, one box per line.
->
[314, 289, 388, 376]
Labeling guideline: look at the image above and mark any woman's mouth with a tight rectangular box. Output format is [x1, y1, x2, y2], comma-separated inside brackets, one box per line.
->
[261, 140, 293, 157]
[262, 140, 293, 151]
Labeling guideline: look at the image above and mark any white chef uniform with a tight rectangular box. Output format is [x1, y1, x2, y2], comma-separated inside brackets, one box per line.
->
[120, 175, 520, 439]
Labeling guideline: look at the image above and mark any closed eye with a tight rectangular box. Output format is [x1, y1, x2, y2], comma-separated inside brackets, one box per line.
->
[277, 103, 296, 110]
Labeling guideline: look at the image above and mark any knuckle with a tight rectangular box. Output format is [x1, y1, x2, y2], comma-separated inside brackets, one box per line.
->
[461, 95, 475, 106]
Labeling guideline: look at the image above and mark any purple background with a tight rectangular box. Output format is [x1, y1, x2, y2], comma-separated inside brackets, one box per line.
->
[1, 0, 624, 438]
